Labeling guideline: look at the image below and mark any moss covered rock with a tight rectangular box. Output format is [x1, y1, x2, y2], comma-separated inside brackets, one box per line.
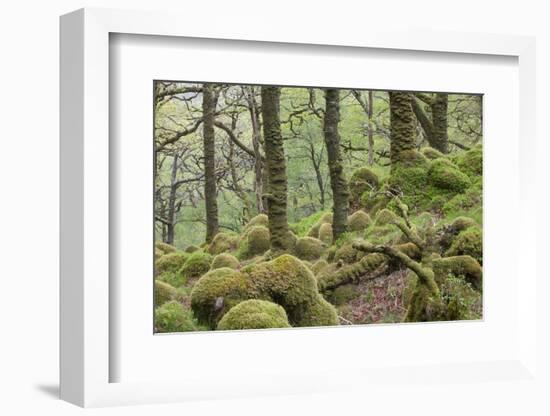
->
[328, 284, 359, 306]
[374, 208, 398, 226]
[155, 248, 164, 260]
[442, 182, 482, 215]
[421, 147, 445, 160]
[445, 226, 482, 265]
[155, 252, 188, 275]
[349, 167, 379, 205]
[244, 213, 269, 231]
[300, 296, 339, 327]
[207, 232, 239, 255]
[180, 251, 213, 279]
[450, 216, 477, 232]
[156, 241, 177, 254]
[427, 158, 471, 193]
[211, 253, 240, 270]
[155, 280, 177, 306]
[217, 300, 291, 330]
[184, 244, 200, 253]
[318, 222, 333, 245]
[155, 301, 198, 333]
[334, 243, 361, 264]
[347, 210, 372, 232]
[306, 212, 333, 238]
[455, 144, 482, 178]
[190, 267, 251, 328]
[294, 237, 325, 261]
[433, 255, 482, 290]
[311, 259, 329, 275]
[237, 225, 271, 259]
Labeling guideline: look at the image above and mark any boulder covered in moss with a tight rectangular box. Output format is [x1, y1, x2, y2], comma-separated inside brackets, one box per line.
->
[455, 144, 482, 178]
[311, 259, 329, 275]
[374, 208, 398, 226]
[433, 255, 482, 290]
[155, 252, 188, 275]
[190, 267, 250, 328]
[155, 248, 164, 260]
[184, 244, 200, 253]
[387, 150, 430, 210]
[211, 253, 240, 270]
[180, 250, 213, 279]
[450, 216, 477, 232]
[334, 243, 360, 264]
[445, 226, 482, 265]
[347, 210, 372, 232]
[237, 225, 270, 259]
[155, 280, 177, 306]
[318, 222, 333, 245]
[207, 232, 239, 255]
[306, 212, 333, 238]
[421, 147, 445, 160]
[349, 167, 379, 205]
[442, 181, 482, 215]
[155, 301, 198, 333]
[192, 254, 339, 328]
[217, 300, 291, 330]
[427, 158, 471, 193]
[328, 284, 359, 306]
[156, 241, 177, 255]
[294, 237, 325, 261]
[243, 213, 269, 231]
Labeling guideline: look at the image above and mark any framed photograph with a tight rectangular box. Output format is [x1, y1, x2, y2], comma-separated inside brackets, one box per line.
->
[60, 8, 539, 409]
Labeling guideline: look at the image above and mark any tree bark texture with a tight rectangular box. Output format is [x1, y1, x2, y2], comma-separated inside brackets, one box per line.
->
[261, 86, 291, 251]
[389, 92, 416, 165]
[323, 89, 349, 241]
[411, 93, 449, 153]
[202, 83, 219, 243]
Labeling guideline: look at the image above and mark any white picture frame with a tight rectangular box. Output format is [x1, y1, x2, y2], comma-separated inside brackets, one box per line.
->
[60, 7, 539, 408]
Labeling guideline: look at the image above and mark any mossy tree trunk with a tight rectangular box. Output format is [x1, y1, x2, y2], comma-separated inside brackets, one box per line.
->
[245, 86, 267, 214]
[165, 153, 179, 245]
[202, 83, 219, 243]
[261, 86, 291, 251]
[411, 93, 449, 153]
[389, 92, 416, 166]
[323, 89, 349, 241]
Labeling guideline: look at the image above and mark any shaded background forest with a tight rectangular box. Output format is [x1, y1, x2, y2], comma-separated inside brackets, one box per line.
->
[155, 83, 481, 247]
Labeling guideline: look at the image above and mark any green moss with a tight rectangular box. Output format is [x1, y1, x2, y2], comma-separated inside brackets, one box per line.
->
[318, 222, 333, 245]
[374, 208, 398, 226]
[155, 248, 163, 260]
[347, 210, 372, 232]
[394, 149, 430, 168]
[210, 253, 240, 270]
[441, 276, 482, 320]
[334, 243, 360, 264]
[155, 252, 188, 275]
[190, 267, 251, 328]
[455, 144, 482, 178]
[180, 251, 213, 279]
[427, 158, 471, 193]
[421, 147, 445, 160]
[184, 244, 200, 253]
[300, 295, 339, 327]
[236, 225, 271, 259]
[450, 216, 477, 231]
[156, 241, 177, 254]
[445, 227, 482, 265]
[217, 300, 291, 330]
[364, 224, 401, 245]
[442, 182, 482, 216]
[155, 301, 200, 333]
[207, 232, 239, 255]
[433, 255, 482, 291]
[349, 167, 379, 205]
[243, 213, 269, 231]
[294, 237, 325, 261]
[306, 212, 333, 238]
[311, 259, 329, 275]
[329, 284, 359, 306]
[155, 280, 177, 306]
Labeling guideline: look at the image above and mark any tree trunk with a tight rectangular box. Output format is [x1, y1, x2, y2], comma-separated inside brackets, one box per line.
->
[202, 83, 219, 243]
[367, 90, 374, 166]
[389, 92, 416, 165]
[411, 93, 449, 153]
[323, 89, 349, 241]
[246, 87, 266, 214]
[165, 153, 179, 245]
[431, 93, 449, 153]
[261, 86, 291, 252]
